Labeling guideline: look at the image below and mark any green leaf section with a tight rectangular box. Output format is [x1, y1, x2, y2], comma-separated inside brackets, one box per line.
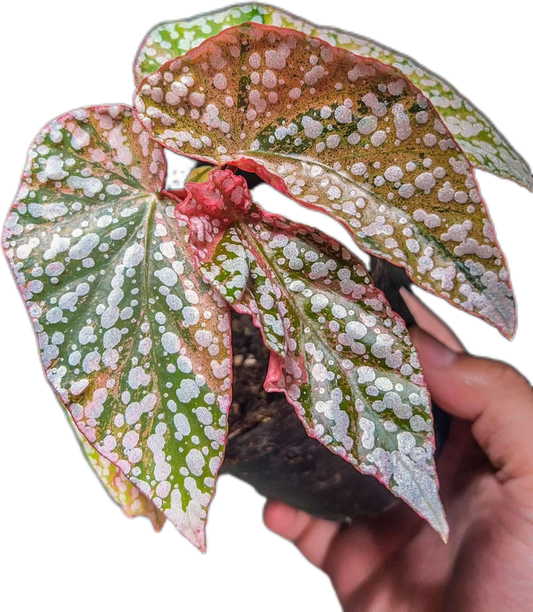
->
[3, 105, 232, 551]
[181, 170, 447, 538]
[185, 164, 214, 184]
[135, 23, 516, 338]
[134, 3, 532, 190]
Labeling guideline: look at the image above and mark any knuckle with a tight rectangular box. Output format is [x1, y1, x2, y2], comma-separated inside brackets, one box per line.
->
[491, 361, 530, 393]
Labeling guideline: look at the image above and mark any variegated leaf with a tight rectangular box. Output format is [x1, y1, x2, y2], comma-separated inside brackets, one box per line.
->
[135, 4, 268, 83]
[135, 23, 516, 338]
[178, 169, 448, 539]
[67, 409, 165, 530]
[3, 105, 232, 551]
[134, 3, 532, 190]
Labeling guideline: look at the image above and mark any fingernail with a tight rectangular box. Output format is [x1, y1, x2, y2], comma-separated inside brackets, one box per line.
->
[416, 332, 457, 368]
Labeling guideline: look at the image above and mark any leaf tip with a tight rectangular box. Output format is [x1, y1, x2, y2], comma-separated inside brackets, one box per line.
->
[435, 512, 450, 544]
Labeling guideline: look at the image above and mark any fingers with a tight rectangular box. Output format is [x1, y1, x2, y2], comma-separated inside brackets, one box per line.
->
[412, 328, 533, 482]
[263, 500, 339, 568]
[264, 500, 424, 603]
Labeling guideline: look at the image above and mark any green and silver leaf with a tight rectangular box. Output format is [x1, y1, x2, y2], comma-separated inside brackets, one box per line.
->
[135, 23, 516, 338]
[67, 409, 166, 530]
[179, 169, 448, 539]
[134, 3, 532, 190]
[3, 105, 232, 551]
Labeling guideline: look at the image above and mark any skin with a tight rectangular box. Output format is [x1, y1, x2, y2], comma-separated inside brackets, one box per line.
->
[264, 298, 533, 611]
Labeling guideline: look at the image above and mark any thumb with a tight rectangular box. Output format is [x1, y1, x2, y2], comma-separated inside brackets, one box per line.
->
[412, 328, 533, 482]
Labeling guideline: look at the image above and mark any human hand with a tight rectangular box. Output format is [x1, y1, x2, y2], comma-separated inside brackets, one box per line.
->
[264, 305, 533, 611]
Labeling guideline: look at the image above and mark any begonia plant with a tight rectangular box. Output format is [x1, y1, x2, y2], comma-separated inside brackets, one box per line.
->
[3, 4, 531, 552]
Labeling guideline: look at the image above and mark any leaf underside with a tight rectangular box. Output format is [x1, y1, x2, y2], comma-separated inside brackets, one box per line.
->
[135, 22, 516, 338]
[3, 105, 232, 551]
[134, 3, 532, 190]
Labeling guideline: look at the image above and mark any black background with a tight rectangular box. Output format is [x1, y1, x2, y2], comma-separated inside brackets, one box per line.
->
[0, 1, 533, 610]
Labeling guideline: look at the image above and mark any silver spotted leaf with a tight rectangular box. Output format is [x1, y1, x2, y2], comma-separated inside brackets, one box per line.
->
[178, 169, 448, 540]
[134, 3, 532, 190]
[67, 408, 166, 530]
[3, 105, 232, 551]
[134, 23, 516, 338]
